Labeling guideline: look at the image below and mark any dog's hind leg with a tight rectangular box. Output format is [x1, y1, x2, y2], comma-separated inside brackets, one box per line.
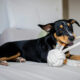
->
[0, 52, 20, 61]
[6, 52, 26, 63]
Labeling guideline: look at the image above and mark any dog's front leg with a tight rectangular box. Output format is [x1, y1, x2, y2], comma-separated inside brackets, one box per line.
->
[65, 51, 80, 60]
[64, 51, 80, 66]
[63, 51, 73, 64]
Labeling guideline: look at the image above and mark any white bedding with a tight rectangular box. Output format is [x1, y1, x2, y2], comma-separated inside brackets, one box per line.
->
[0, 62, 80, 80]
[0, 28, 80, 80]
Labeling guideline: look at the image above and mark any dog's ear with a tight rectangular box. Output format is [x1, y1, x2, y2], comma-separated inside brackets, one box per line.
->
[68, 19, 80, 27]
[38, 23, 54, 32]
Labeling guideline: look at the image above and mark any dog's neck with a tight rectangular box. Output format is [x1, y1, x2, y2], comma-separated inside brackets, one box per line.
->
[44, 33, 57, 49]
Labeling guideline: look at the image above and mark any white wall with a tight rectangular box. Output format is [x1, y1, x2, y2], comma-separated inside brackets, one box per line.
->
[6, 0, 63, 31]
[69, 0, 80, 21]
[0, 0, 9, 34]
[69, 0, 80, 54]
[69, 0, 80, 36]
[0, 0, 63, 33]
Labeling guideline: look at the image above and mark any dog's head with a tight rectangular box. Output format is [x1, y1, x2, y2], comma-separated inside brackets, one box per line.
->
[38, 19, 80, 46]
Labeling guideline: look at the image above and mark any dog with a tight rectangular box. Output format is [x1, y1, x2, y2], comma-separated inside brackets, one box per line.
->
[0, 19, 80, 66]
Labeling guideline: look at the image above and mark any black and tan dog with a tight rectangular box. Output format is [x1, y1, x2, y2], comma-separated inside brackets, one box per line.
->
[0, 19, 80, 66]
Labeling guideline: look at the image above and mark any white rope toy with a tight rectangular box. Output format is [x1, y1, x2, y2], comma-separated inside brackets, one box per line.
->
[47, 43, 65, 67]
[47, 36, 80, 67]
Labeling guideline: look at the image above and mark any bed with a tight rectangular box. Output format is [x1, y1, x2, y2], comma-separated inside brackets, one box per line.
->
[0, 28, 80, 80]
[0, 62, 80, 80]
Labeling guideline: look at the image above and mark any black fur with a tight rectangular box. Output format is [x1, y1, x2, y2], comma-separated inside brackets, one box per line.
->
[0, 19, 80, 63]
[0, 33, 56, 62]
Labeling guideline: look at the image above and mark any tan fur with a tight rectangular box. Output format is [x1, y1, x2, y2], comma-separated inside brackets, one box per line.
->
[71, 20, 75, 24]
[70, 55, 80, 60]
[73, 33, 76, 39]
[0, 52, 20, 61]
[63, 59, 67, 64]
[67, 23, 70, 26]
[66, 52, 71, 58]
[63, 52, 70, 64]
[65, 48, 80, 60]
[54, 33, 76, 46]
[63, 52, 80, 64]
[54, 33, 68, 46]
[60, 25, 63, 28]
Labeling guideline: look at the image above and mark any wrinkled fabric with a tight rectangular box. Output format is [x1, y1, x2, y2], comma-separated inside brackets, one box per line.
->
[0, 62, 80, 80]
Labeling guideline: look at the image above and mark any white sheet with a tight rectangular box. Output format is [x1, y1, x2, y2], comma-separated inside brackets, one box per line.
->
[0, 62, 80, 80]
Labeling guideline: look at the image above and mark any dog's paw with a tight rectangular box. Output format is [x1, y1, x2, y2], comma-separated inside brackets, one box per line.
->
[0, 61, 8, 66]
[16, 57, 26, 63]
[67, 59, 80, 67]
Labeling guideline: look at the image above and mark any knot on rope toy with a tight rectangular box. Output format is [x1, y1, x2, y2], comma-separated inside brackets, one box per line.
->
[47, 49, 65, 67]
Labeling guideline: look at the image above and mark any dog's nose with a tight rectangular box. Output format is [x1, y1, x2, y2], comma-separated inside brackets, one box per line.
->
[69, 36, 75, 41]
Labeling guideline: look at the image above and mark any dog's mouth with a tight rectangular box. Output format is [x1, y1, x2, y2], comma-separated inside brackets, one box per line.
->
[54, 33, 74, 46]
[58, 39, 74, 47]
[58, 39, 73, 46]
